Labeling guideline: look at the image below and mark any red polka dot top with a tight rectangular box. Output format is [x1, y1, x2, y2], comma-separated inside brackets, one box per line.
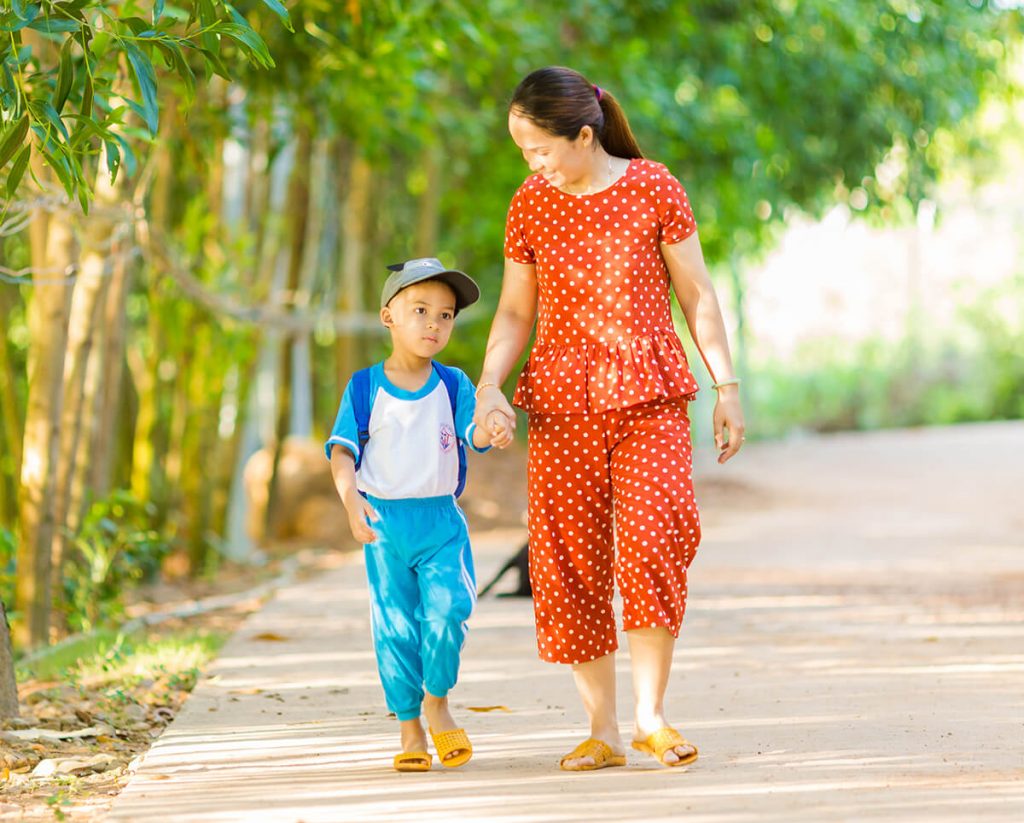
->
[504, 158, 701, 415]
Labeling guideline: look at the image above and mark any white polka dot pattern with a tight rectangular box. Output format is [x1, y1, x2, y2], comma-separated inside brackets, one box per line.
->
[504, 159, 701, 415]
[526, 399, 700, 665]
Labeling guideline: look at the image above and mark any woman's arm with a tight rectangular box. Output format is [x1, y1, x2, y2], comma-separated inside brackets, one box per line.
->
[474, 258, 538, 441]
[662, 233, 745, 463]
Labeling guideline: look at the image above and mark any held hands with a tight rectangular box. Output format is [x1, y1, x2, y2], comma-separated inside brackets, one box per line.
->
[474, 384, 517, 449]
[486, 409, 515, 449]
[343, 491, 378, 544]
[713, 384, 745, 464]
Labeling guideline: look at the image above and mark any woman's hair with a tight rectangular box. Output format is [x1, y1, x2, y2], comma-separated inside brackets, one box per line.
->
[510, 66, 644, 159]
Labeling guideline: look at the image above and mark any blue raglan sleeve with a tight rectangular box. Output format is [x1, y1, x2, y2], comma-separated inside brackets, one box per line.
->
[324, 381, 361, 462]
[454, 369, 491, 454]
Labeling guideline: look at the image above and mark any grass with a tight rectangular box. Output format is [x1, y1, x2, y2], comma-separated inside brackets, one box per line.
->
[16, 626, 227, 686]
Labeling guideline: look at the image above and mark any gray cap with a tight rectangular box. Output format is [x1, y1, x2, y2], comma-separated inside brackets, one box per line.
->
[380, 257, 480, 313]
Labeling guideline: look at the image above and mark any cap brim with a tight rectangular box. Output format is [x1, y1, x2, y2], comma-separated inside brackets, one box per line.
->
[429, 269, 480, 312]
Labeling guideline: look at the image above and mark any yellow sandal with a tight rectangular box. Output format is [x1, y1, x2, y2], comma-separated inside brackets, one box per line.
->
[393, 750, 432, 772]
[429, 727, 472, 768]
[631, 726, 698, 767]
[559, 738, 627, 771]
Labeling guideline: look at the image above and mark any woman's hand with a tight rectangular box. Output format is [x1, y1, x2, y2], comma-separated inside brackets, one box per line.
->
[713, 385, 745, 464]
[474, 385, 516, 446]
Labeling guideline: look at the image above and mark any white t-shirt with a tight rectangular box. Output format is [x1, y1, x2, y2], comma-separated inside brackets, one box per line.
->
[325, 362, 487, 499]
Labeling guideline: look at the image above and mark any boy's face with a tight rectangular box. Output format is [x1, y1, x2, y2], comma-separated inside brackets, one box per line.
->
[380, 280, 457, 360]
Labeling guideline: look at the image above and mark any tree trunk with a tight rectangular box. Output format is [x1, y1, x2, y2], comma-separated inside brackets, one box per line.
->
[266, 120, 313, 534]
[335, 150, 372, 384]
[0, 286, 24, 527]
[414, 144, 442, 257]
[15, 168, 74, 647]
[0, 599, 18, 718]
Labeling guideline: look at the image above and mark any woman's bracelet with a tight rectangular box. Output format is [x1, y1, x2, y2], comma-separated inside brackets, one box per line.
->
[711, 377, 742, 390]
[475, 381, 498, 397]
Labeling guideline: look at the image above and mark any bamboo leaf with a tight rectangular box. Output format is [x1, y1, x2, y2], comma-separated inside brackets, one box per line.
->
[257, 0, 293, 32]
[27, 17, 80, 34]
[216, 22, 275, 69]
[103, 139, 120, 184]
[33, 100, 71, 142]
[6, 144, 30, 197]
[123, 42, 159, 135]
[154, 0, 165, 24]
[55, 37, 75, 113]
[0, 114, 29, 169]
[81, 71, 93, 119]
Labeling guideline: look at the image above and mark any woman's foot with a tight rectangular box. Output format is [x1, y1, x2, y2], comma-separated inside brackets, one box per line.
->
[633, 715, 697, 764]
[560, 724, 625, 770]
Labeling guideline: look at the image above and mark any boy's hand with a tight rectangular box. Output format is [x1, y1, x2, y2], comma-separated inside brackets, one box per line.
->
[486, 410, 515, 449]
[344, 493, 379, 544]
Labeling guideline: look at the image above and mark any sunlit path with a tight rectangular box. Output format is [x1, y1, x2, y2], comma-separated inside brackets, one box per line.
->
[108, 422, 1024, 822]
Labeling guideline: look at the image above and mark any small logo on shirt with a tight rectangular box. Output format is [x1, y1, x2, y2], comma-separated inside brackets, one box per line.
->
[439, 424, 456, 453]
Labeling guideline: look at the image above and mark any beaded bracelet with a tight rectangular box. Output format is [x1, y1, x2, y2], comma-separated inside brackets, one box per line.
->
[711, 377, 742, 390]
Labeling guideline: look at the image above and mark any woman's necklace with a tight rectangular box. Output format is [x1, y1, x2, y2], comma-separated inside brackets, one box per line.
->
[565, 155, 614, 196]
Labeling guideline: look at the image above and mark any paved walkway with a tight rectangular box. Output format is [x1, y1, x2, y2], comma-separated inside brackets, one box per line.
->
[109, 422, 1024, 822]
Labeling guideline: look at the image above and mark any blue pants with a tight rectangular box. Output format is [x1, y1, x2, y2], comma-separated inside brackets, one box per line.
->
[363, 495, 476, 722]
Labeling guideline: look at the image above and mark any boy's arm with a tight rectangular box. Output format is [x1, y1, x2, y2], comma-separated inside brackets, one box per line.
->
[329, 445, 378, 544]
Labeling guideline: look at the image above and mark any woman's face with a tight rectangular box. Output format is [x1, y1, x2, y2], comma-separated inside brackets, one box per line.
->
[508, 110, 593, 190]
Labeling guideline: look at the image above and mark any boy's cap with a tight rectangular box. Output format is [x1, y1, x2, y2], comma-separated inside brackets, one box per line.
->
[381, 258, 480, 313]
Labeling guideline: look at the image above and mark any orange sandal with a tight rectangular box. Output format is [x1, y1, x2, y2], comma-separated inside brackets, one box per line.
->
[559, 738, 627, 771]
[429, 727, 472, 768]
[631, 727, 698, 767]
[393, 750, 432, 772]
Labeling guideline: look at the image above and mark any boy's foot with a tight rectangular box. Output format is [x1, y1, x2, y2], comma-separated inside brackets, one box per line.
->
[400, 717, 429, 755]
[423, 693, 472, 767]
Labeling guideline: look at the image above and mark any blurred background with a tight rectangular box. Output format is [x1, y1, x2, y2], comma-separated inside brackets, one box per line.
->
[1, 1, 1022, 657]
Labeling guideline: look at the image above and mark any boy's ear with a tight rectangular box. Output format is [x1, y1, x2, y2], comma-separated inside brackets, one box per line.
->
[380, 306, 393, 327]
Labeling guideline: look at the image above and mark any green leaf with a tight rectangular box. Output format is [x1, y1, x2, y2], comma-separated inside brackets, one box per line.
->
[33, 100, 70, 142]
[154, 0, 165, 24]
[55, 37, 75, 114]
[103, 139, 120, 184]
[81, 71, 93, 119]
[258, 0, 293, 33]
[198, 0, 218, 54]
[6, 143, 30, 197]
[123, 42, 159, 134]
[216, 22, 275, 69]
[0, 114, 29, 169]
[27, 17, 80, 34]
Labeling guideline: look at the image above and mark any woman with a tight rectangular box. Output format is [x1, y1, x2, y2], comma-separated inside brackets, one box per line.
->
[474, 66, 744, 771]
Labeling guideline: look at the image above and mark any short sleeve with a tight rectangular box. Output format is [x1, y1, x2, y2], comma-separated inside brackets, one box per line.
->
[453, 369, 491, 453]
[324, 381, 360, 461]
[656, 171, 697, 245]
[503, 187, 536, 264]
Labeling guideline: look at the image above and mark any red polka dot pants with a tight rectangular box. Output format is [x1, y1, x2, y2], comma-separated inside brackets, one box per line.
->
[527, 399, 701, 664]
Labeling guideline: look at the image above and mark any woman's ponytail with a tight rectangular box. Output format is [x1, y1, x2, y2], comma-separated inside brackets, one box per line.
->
[511, 66, 644, 159]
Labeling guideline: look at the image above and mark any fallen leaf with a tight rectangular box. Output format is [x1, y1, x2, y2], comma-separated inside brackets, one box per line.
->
[251, 632, 288, 642]
[228, 688, 263, 695]
[467, 705, 511, 713]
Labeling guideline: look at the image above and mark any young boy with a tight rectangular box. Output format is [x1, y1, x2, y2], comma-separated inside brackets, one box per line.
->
[325, 258, 511, 772]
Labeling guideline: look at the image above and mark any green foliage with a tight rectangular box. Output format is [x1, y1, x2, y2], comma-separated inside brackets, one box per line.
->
[0, 0, 289, 210]
[60, 490, 174, 634]
[746, 275, 1024, 438]
[0, 526, 15, 616]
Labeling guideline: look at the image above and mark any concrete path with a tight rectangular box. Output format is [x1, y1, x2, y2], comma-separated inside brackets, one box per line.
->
[108, 422, 1024, 822]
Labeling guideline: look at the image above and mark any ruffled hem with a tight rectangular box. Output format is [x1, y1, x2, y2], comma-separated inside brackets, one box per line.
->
[512, 329, 699, 415]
